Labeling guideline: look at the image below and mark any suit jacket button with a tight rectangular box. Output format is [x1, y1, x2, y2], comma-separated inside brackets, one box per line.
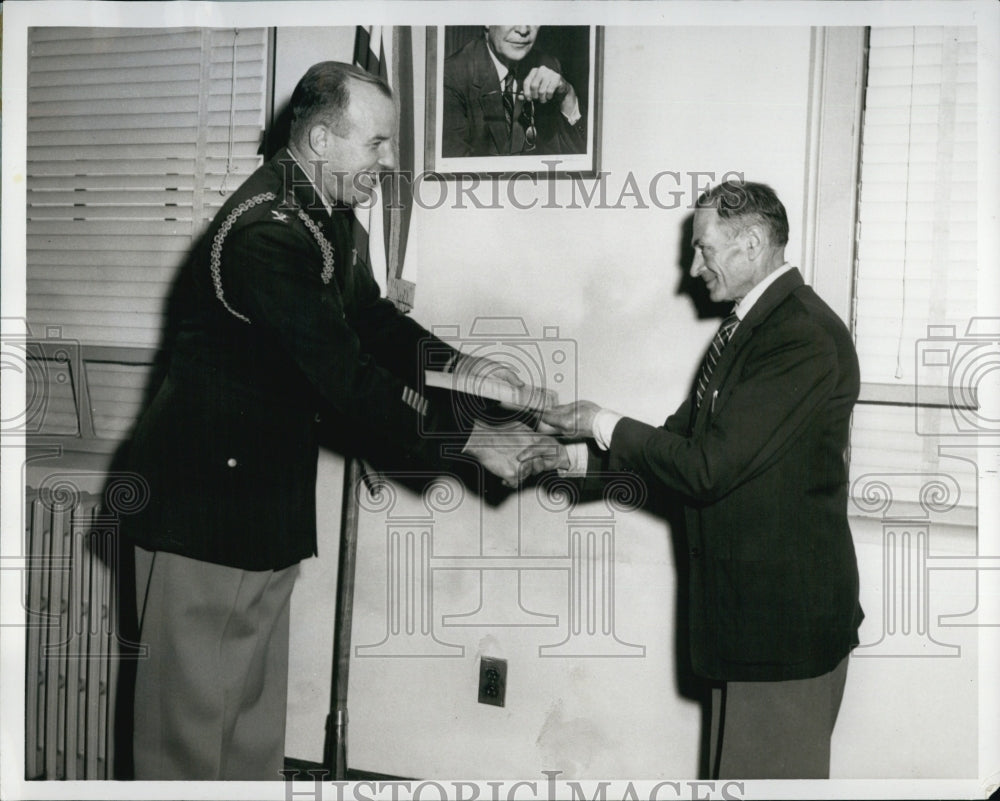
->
[227, 457, 238, 468]
[314, 412, 322, 423]
[689, 547, 701, 559]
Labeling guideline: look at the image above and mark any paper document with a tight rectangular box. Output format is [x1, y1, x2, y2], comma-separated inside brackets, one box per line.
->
[424, 370, 558, 411]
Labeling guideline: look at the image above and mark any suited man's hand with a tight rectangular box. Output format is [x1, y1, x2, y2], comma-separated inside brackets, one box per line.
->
[521, 65, 579, 119]
[539, 400, 602, 438]
[516, 437, 570, 483]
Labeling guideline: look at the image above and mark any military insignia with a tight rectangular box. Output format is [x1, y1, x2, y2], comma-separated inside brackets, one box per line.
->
[401, 386, 428, 416]
[271, 210, 289, 223]
[211, 192, 277, 323]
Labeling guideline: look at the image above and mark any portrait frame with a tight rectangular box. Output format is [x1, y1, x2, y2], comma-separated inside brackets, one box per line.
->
[424, 25, 604, 179]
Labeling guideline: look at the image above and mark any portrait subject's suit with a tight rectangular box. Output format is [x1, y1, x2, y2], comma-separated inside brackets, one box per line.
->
[442, 36, 586, 158]
[602, 269, 864, 683]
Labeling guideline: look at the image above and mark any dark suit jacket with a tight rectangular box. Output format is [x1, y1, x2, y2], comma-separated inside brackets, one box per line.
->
[118, 150, 464, 571]
[603, 269, 863, 682]
[442, 36, 586, 158]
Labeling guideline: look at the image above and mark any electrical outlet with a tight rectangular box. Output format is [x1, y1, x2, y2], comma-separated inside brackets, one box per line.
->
[478, 657, 507, 707]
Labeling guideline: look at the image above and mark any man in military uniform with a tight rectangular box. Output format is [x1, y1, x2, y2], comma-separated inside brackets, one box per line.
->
[120, 61, 528, 780]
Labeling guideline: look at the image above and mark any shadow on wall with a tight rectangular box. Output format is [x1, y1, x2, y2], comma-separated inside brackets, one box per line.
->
[675, 212, 732, 321]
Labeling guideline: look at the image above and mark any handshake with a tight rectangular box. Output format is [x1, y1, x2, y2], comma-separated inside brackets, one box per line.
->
[462, 404, 603, 489]
[440, 355, 604, 488]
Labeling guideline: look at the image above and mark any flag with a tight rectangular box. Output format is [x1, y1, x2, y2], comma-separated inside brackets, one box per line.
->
[353, 26, 417, 312]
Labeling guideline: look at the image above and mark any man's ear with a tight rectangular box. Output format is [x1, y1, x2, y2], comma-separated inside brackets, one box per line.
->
[308, 123, 330, 154]
[743, 224, 764, 260]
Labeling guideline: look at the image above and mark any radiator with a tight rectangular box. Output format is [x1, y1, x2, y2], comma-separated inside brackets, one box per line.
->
[24, 488, 121, 780]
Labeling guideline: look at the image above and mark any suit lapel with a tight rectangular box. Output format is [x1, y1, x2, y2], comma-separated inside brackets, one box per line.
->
[693, 269, 805, 428]
[471, 38, 511, 155]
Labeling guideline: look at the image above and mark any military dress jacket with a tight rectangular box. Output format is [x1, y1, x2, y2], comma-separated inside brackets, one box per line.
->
[119, 149, 461, 570]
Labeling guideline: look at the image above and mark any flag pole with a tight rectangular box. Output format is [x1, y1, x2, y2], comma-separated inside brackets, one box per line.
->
[324, 27, 381, 778]
[324, 456, 363, 779]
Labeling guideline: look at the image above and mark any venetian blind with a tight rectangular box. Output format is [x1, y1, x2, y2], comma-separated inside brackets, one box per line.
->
[25, 27, 268, 448]
[849, 26, 979, 523]
[26, 26, 268, 349]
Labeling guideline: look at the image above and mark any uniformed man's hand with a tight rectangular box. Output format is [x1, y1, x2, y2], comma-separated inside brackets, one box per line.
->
[516, 436, 570, 483]
[463, 420, 548, 488]
[454, 353, 524, 389]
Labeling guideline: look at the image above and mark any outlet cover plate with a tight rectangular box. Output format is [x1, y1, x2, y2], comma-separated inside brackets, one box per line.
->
[478, 657, 507, 707]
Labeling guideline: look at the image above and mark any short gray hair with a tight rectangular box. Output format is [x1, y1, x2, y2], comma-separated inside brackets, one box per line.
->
[696, 180, 789, 248]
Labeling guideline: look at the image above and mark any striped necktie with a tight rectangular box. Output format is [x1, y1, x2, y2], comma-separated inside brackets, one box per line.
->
[695, 312, 740, 408]
[502, 72, 516, 131]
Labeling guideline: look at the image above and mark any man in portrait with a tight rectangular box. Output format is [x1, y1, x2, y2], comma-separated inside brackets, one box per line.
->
[442, 25, 588, 158]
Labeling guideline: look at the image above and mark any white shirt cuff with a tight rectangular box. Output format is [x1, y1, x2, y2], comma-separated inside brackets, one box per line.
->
[557, 442, 589, 478]
[562, 98, 582, 126]
[593, 409, 623, 451]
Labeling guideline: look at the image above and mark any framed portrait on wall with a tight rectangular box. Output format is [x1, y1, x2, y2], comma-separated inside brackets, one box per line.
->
[424, 25, 603, 178]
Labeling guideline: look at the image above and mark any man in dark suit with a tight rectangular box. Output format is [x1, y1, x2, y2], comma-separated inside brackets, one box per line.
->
[517, 182, 864, 779]
[119, 61, 534, 780]
[442, 26, 587, 157]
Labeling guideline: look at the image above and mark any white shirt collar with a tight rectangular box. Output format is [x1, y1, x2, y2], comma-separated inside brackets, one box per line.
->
[733, 263, 796, 320]
[287, 147, 333, 216]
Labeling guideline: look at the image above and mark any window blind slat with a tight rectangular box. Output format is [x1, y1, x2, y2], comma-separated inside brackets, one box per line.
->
[30, 48, 205, 73]
[28, 190, 197, 206]
[28, 206, 195, 221]
[859, 121, 976, 146]
[27, 156, 260, 177]
[28, 141, 255, 161]
[863, 103, 978, 126]
[30, 94, 263, 118]
[28, 250, 184, 268]
[860, 139, 977, 165]
[858, 240, 977, 260]
[31, 292, 166, 313]
[865, 63, 977, 87]
[28, 234, 191, 252]
[29, 27, 206, 45]
[30, 280, 175, 299]
[28, 221, 194, 236]
[29, 64, 205, 88]
[29, 124, 264, 146]
[28, 77, 262, 103]
[855, 201, 978, 224]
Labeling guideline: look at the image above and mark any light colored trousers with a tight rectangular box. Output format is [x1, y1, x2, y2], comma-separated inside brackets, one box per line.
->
[133, 546, 297, 780]
[708, 656, 849, 779]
